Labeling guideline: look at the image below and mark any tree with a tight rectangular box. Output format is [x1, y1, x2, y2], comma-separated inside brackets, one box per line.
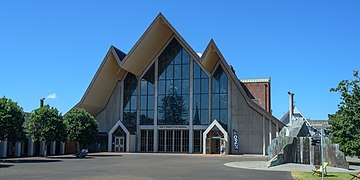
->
[25, 105, 67, 157]
[328, 70, 360, 157]
[63, 108, 98, 154]
[160, 88, 188, 125]
[0, 97, 25, 142]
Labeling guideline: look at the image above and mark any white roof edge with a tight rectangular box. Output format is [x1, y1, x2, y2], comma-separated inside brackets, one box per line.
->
[240, 78, 271, 83]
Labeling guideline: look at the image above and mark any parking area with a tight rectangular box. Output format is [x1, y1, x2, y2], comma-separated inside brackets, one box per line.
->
[0, 153, 293, 180]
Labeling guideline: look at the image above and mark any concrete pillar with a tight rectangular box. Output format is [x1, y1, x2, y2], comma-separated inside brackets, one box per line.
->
[15, 142, 21, 157]
[28, 138, 34, 156]
[189, 58, 193, 154]
[108, 133, 112, 152]
[202, 131, 207, 154]
[39, 141, 45, 156]
[310, 137, 314, 165]
[269, 119, 272, 145]
[136, 80, 141, 152]
[0, 139, 8, 158]
[50, 141, 56, 155]
[153, 59, 158, 152]
[60, 142, 65, 155]
[262, 116, 266, 156]
[227, 78, 231, 155]
[300, 138, 304, 164]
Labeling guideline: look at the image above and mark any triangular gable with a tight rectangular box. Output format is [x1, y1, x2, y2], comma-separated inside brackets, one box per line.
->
[120, 13, 199, 77]
[108, 120, 131, 152]
[203, 119, 228, 141]
[201, 39, 220, 73]
[75, 13, 200, 116]
[75, 46, 126, 116]
[202, 40, 284, 128]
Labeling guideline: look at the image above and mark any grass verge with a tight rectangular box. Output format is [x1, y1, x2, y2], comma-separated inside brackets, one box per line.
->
[291, 171, 354, 180]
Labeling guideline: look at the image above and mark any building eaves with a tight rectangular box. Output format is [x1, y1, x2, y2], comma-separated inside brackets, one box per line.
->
[240, 78, 271, 83]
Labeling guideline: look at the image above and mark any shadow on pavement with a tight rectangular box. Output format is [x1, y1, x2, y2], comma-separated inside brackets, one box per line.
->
[349, 161, 360, 166]
[0, 164, 14, 168]
[3, 159, 62, 163]
[87, 154, 122, 157]
[48, 156, 94, 159]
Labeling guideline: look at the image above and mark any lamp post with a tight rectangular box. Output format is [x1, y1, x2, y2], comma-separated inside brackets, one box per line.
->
[40, 97, 46, 157]
[40, 98, 45, 108]
[288, 92, 294, 126]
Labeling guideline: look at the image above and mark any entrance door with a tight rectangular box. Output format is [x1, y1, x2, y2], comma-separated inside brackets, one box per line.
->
[114, 136, 125, 152]
[210, 138, 220, 154]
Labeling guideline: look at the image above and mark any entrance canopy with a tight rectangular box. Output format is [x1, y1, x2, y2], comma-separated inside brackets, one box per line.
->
[203, 120, 228, 154]
[108, 120, 130, 152]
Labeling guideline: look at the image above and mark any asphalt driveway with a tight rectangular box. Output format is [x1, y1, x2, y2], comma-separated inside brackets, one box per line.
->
[0, 153, 293, 180]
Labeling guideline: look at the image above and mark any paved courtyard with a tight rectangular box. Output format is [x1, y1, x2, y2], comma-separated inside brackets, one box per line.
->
[0, 153, 293, 180]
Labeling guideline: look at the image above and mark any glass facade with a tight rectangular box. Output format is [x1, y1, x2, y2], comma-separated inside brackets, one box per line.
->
[118, 37, 231, 153]
[193, 62, 209, 125]
[211, 65, 228, 129]
[140, 130, 154, 152]
[157, 38, 190, 125]
[193, 130, 202, 153]
[123, 73, 138, 133]
[158, 130, 189, 152]
[140, 64, 155, 125]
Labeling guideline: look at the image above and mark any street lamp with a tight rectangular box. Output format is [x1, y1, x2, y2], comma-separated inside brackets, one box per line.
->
[40, 98, 45, 108]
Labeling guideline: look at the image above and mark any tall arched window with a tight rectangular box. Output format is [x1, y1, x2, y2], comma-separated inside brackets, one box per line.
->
[211, 65, 228, 129]
[193, 62, 209, 125]
[123, 73, 138, 132]
[157, 38, 190, 125]
[140, 64, 155, 125]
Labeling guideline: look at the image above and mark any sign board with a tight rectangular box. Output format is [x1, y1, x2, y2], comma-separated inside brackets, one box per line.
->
[158, 125, 189, 129]
[233, 129, 239, 151]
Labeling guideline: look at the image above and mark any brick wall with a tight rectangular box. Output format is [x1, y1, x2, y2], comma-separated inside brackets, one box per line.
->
[241, 81, 271, 113]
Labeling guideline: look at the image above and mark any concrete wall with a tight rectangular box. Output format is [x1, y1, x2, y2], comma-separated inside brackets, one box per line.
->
[96, 81, 121, 132]
[231, 80, 265, 154]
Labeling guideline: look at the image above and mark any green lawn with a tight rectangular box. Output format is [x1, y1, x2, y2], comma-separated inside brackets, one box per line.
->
[292, 171, 355, 180]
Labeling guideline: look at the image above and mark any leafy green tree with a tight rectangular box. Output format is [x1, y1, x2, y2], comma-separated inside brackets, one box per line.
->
[0, 97, 25, 142]
[63, 108, 98, 154]
[328, 70, 360, 157]
[25, 105, 67, 157]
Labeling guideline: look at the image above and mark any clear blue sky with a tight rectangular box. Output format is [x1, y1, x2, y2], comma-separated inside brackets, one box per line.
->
[0, 1, 359, 120]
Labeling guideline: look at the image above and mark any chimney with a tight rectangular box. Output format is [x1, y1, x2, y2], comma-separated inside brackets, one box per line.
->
[288, 92, 294, 125]
[40, 98, 45, 108]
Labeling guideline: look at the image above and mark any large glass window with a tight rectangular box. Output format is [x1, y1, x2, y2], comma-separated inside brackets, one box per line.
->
[193, 130, 202, 153]
[158, 130, 189, 152]
[140, 130, 154, 152]
[193, 62, 209, 125]
[123, 73, 138, 133]
[157, 38, 190, 125]
[140, 64, 155, 125]
[211, 65, 228, 129]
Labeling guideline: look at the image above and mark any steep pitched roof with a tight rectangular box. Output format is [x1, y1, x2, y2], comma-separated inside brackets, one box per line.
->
[201, 40, 283, 127]
[75, 13, 284, 128]
[119, 13, 199, 77]
[75, 46, 126, 115]
[75, 13, 199, 116]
